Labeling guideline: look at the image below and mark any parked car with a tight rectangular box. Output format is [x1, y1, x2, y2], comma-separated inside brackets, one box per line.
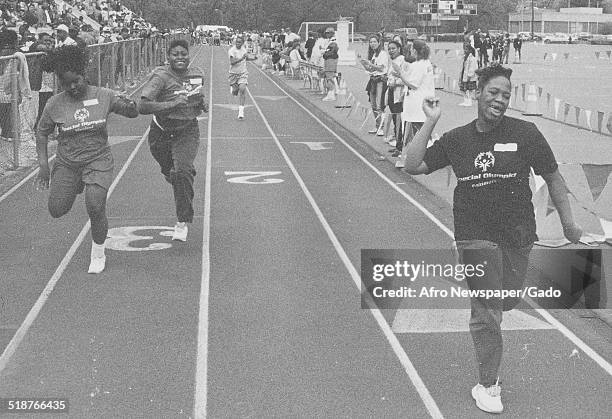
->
[352, 33, 368, 42]
[590, 34, 612, 45]
[544, 33, 570, 44]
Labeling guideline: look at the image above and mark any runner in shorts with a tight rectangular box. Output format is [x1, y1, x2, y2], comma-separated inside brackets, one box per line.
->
[228, 35, 256, 120]
[35, 45, 139, 274]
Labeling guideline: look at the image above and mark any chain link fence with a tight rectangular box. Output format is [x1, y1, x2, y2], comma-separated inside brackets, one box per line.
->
[0, 33, 188, 175]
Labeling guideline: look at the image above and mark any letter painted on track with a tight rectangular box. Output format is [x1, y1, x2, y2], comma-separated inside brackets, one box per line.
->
[105, 226, 175, 251]
[224, 171, 284, 184]
[290, 142, 333, 151]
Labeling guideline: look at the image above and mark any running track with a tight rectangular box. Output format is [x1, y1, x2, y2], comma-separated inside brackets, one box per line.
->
[0, 45, 610, 418]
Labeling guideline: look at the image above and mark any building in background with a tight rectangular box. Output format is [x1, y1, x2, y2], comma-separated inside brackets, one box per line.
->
[509, 7, 612, 35]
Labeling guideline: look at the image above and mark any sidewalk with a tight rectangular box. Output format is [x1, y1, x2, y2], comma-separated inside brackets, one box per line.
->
[263, 62, 612, 328]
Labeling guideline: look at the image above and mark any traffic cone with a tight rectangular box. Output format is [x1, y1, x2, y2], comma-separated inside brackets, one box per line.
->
[522, 83, 542, 116]
[335, 78, 351, 108]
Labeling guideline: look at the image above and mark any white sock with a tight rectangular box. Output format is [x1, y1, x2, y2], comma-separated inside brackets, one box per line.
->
[238, 106, 244, 112]
[91, 241, 105, 259]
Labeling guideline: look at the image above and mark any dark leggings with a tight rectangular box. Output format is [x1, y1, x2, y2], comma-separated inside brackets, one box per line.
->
[148, 119, 200, 223]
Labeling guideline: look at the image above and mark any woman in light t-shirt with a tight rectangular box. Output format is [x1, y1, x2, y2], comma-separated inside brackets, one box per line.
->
[393, 40, 435, 150]
[360, 34, 389, 136]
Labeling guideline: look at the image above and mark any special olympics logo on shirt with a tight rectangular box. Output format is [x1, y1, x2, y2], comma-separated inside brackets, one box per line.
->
[74, 108, 90, 123]
[474, 151, 495, 172]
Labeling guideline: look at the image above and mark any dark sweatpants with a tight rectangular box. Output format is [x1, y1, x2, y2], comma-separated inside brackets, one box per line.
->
[148, 119, 200, 223]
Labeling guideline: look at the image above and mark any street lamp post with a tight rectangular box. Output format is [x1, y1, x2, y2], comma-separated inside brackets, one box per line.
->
[531, 0, 534, 39]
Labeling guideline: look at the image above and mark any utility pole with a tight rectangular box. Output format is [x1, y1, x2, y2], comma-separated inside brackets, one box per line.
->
[531, 0, 535, 39]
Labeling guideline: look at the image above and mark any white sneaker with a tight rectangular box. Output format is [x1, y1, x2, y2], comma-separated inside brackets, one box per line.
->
[368, 128, 378, 134]
[88, 256, 106, 274]
[471, 382, 503, 414]
[376, 128, 385, 136]
[172, 222, 188, 241]
[322, 92, 336, 101]
[238, 106, 244, 120]
[388, 140, 397, 147]
[395, 160, 405, 168]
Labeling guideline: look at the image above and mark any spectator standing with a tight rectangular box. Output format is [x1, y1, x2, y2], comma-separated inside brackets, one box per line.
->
[321, 37, 339, 102]
[502, 33, 511, 64]
[394, 40, 434, 162]
[459, 45, 478, 107]
[55, 24, 76, 47]
[0, 29, 31, 141]
[513, 35, 522, 63]
[360, 34, 388, 136]
[479, 34, 490, 67]
[304, 31, 315, 60]
[385, 40, 406, 153]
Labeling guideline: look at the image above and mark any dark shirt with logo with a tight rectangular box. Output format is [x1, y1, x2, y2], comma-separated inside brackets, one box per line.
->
[423, 116, 558, 247]
[37, 86, 138, 164]
[140, 65, 205, 125]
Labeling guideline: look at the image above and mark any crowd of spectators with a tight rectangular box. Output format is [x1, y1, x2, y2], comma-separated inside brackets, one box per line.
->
[0, 0, 162, 51]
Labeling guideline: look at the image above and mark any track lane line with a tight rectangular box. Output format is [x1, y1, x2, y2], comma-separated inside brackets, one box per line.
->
[194, 45, 214, 419]
[245, 87, 445, 419]
[250, 65, 612, 377]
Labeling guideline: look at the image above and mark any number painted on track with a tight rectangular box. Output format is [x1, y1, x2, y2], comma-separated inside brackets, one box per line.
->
[106, 226, 175, 251]
[224, 171, 284, 184]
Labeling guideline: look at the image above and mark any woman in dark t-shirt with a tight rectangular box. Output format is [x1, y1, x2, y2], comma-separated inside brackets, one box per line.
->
[36, 45, 138, 274]
[400, 64, 582, 415]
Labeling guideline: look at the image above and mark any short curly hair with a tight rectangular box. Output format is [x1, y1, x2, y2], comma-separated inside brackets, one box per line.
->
[49, 45, 89, 76]
[476, 63, 512, 90]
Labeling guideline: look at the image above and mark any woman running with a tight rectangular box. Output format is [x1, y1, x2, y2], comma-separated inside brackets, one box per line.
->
[36, 45, 139, 274]
[139, 39, 207, 242]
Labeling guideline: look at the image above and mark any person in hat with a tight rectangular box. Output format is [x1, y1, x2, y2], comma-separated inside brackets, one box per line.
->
[401, 64, 582, 414]
[35, 45, 139, 274]
[55, 24, 76, 47]
[68, 25, 87, 49]
[98, 26, 116, 44]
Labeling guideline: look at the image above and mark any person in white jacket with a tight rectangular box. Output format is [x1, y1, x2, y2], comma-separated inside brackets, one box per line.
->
[460, 44, 478, 106]
[392, 40, 434, 157]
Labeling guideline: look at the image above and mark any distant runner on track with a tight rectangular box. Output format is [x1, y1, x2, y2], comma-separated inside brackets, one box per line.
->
[138, 39, 207, 242]
[35, 45, 139, 274]
[228, 35, 256, 120]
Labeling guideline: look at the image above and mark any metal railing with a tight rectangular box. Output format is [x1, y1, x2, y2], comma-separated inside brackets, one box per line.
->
[0, 33, 188, 173]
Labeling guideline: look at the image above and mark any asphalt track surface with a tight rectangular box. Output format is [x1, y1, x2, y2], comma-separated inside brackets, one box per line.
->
[0, 45, 611, 418]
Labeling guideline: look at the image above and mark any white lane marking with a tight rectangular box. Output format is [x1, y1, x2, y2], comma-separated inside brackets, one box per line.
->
[0, 155, 55, 205]
[253, 65, 612, 377]
[224, 171, 284, 184]
[290, 141, 333, 150]
[246, 88, 444, 419]
[194, 45, 214, 419]
[253, 95, 288, 101]
[392, 309, 555, 333]
[0, 127, 150, 376]
[214, 104, 254, 110]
